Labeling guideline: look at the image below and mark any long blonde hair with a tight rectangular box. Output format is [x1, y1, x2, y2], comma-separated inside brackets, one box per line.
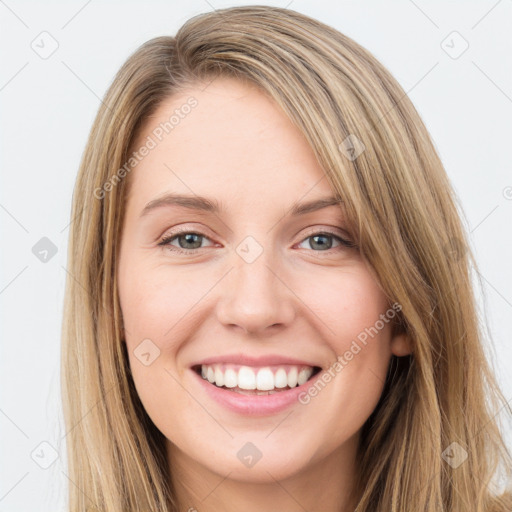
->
[61, 5, 512, 511]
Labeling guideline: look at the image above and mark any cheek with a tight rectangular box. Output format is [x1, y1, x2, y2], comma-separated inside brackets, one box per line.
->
[294, 267, 393, 436]
[118, 250, 394, 462]
[303, 266, 391, 352]
[119, 260, 206, 344]
[118, 261, 218, 427]
[119, 269, 196, 439]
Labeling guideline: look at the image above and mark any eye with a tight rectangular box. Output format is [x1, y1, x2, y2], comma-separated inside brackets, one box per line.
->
[158, 230, 215, 254]
[296, 231, 355, 251]
[157, 228, 356, 255]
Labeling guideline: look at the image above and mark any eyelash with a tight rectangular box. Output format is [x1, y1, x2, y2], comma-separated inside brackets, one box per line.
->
[157, 228, 356, 255]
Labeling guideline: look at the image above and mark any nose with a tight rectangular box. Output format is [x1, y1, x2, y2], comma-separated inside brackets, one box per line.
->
[215, 248, 296, 336]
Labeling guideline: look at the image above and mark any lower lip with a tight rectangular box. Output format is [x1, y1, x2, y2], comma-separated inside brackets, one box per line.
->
[191, 369, 320, 416]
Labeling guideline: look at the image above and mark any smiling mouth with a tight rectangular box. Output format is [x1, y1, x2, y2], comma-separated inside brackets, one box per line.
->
[192, 364, 322, 395]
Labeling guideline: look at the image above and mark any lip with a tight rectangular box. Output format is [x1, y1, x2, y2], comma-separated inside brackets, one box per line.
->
[190, 359, 322, 416]
[191, 353, 322, 368]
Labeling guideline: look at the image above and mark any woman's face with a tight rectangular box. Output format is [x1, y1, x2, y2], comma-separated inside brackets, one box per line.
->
[118, 77, 409, 485]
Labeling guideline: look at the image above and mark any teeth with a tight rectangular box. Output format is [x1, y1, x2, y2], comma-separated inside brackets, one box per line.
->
[297, 368, 311, 386]
[214, 366, 224, 387]
[256, 367, 274, 391]
[224, 368, 237, 388]
[238, 366, 256, 390]
[199, 364, 315, 391]
[287, 367, 298, 388]
[275, 368, 288, 388]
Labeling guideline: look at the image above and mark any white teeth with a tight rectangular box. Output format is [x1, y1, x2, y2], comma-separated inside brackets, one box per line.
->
[287, 367, 298, 388]
[238, 366, 256, 390]
[256, 367, 274, 391]
[298, 367, 313, 386]
[224, 368, 237, 388]
[274, 368, 288, 388]
[214, 366, 224, 387]
[199, 363, 316, 391]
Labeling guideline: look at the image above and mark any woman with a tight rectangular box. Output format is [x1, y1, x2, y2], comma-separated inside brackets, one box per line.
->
[61, 5, 511, 511]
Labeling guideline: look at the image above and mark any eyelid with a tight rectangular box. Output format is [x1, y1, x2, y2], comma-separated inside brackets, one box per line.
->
[158, 224, 355, 255]
[300, 224, 347, 236]
[158, 227, 217, 251]
[158, 223, 217, 241]
[158, 224, 350, 242]
[297, 225, 354, 245]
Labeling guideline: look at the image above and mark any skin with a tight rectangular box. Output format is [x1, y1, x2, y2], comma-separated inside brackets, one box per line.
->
[117, 77, 411, 512]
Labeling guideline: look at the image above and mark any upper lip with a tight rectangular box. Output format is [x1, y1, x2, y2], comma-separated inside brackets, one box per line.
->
[191, 353, 323, 368]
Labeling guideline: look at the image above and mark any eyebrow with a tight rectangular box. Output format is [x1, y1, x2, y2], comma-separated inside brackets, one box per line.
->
[139, 193, 344, 218]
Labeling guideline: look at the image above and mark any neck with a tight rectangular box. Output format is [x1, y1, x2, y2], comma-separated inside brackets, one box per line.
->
[167, 435, 359, 512]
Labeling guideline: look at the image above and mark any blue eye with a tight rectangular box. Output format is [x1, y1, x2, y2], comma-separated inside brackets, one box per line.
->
[158, 229, 355, 255]
[158, 231, 214, 254]
[297, 232, 355, 251]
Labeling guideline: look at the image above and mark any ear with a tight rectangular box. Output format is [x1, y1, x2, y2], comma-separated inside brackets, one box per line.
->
[390, 332, 412, 357]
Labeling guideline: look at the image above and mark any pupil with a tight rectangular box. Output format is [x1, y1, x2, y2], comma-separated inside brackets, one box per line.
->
[176, 234, 333, 250]
[311, 234, 331, 250]
[179, 233, 202, 249]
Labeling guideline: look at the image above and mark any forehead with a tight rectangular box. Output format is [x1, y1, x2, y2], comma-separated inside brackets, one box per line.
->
[126, 77, 334, 213]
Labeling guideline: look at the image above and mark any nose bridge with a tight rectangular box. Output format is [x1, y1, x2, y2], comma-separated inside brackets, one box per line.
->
[216, 236, 295, 333]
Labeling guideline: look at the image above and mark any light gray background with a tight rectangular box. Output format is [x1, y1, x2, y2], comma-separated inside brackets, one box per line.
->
[1, 1, 511, 510]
